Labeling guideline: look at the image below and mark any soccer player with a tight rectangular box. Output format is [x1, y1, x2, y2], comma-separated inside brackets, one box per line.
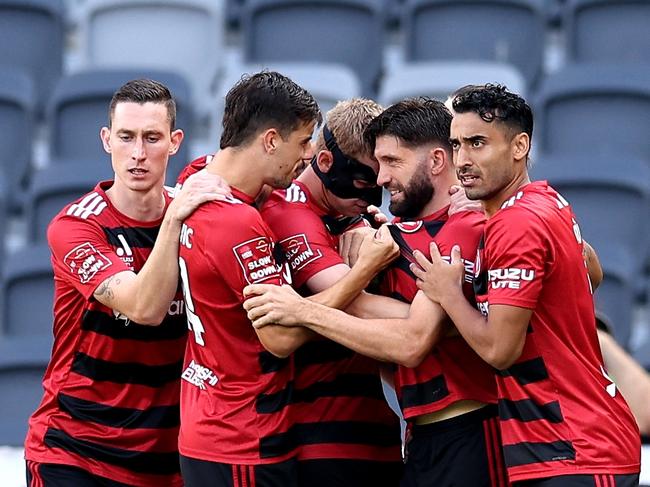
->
[244, 98, 509, 486]
[24, 79, 226, 487]
[259, 98, 404, 487]
[411, 84, 641, 485]
[176, 72, 398, 487]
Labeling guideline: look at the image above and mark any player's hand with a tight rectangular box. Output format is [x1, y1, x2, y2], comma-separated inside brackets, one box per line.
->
[366, 205, 389, 225]
[356, 224, 399, 272]
[171, 169, 231, 221]
[410, 243, 464, 305]
[448, 185, 482, 215]
[339, 226, 375, 267]
[243, 284, 305, 328]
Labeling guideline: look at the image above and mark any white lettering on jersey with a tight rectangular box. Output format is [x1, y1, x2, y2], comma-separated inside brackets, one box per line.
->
[233, 237, 281, 285]
[477, 301, 489, 317]
[440, 256, 475, 283]
[64, 242, 112, 284]
[488, 268, 535, 289]
[181, 359, 218, 390]
[285, 183, 307, 203]
[280, 234, 323, 272]
[180, 224, 193, 249]
[115, 234, 133, 264]
[168, 299, 185, 316]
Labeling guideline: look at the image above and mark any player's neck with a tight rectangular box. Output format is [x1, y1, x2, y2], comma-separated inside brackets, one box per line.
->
[106, 182, 166, 222]
[298, 167, 332, 214]
[415, 172, 456, 219]
[484, 171, 531, 218]
[208, 148, 263, 199]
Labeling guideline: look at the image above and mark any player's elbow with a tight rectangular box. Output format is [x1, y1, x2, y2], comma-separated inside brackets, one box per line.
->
[127, 305, 167, 326]
[397, 346, 429, 368]
[262, 341, 294, 359]
[485, 345, 523, 371]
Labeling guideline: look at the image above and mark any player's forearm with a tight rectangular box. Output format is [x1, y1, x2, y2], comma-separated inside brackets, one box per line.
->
[345, 292, 410, 319]
[299, 300, 439, 366]
[255, 325, 316, 358]
[308, 259, 376, 309]
[129, 212, 182, 324]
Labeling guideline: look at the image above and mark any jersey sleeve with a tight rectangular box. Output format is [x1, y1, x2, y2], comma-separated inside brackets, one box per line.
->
[262, 202, 343, 289]
[47, 214, 132, 300]
[484, 208, 550, 309]
[202, 204, 287, 303]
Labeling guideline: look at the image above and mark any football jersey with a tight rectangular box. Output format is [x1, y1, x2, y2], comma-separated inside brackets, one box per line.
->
[261, 181, 402, 462]
[473, 181, 640, 482]
[381, 207, 497, 420]
[25, 181, 186, 487]
[177, 175, 297, 464]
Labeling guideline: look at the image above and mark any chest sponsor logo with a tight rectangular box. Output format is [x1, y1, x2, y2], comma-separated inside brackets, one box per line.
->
[233, 236, 281, 284]
[441, 255, 475, 283]
[115, 234, 134, 265]
[280, 234, 322, 272]
[488, 268, 535, 289]
[181, 359, 218, 390]
[64, 242, 112, 284]
[477, 300, 489, 316]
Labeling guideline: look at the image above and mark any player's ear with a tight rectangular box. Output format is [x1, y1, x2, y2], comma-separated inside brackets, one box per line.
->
[262, 128, 280, 154]
[316, 150, 334, 173]
[429, 147, 446, 176]
[100, 127, 111, 154]
[512, 132, 530, 163]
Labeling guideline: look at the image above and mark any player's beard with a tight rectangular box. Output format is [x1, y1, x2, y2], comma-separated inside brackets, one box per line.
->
[390, 160, 434, 219]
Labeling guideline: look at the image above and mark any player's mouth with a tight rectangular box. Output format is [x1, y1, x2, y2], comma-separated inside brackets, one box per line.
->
[128, 168, 148, 177]
[459, 174, 479, 187]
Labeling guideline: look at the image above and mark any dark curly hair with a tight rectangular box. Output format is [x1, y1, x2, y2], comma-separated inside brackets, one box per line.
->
[451, 84, 533, 141]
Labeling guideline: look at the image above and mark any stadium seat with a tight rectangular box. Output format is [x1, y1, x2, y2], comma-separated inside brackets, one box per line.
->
[0, 0, 65, 112]
[214, 63, 362, 142]
[1, 243, 54, 337]
[534, 64, 650, 161]
[77, 0, 224, 119]
[379, 61, 527, 106]
[47, 69, 194, 184]
[26, 161, 113, 242]
[0, 66, 36, 209]
[402, 0, 546, 87]
[594, 263, 636, 349]
[0, 334, 51, 446]
[242, 0, 385, 96]
[532, 153, 650, 281]
[564, 0, 650, 65]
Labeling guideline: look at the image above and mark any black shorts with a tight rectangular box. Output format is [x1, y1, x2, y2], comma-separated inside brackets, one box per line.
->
[298, 458, 403, 487]
[26, 461, 134, 487]
[179, 454, 298, 487]
[514, 473, 640, 487]
[401, 404, 508, 487]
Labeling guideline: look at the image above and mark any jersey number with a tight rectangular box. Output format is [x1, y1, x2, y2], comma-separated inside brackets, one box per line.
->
[179, 257, 206, 346]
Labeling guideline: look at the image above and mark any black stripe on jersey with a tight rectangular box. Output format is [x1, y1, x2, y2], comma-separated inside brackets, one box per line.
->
[498, 357, 549, 385]
[259, 421, 401, 459]
[498, 399, 564, 423]
[294, 341, 355, 368]
[81, 310, 187, 341]
[256, 373, 385, 414]
[295, 421, 401, 447]
[71, 352, 183, 387]
[102, 226, 159, 249]
[57, 393, 179, 429]
[399, 374, 449, 409]
[502, 440, 575, 468]
[422, 220, 445, 238]
[258, 351, 291, 374]
[44, 427, 180, 474]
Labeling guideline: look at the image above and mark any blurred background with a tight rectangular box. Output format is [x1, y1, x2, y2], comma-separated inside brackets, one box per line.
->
[0, 0, 649, 484]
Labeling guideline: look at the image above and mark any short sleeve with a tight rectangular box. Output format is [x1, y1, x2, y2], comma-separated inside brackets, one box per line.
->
[47, 215, 132, 300]
[201, 205, 287, 302]
[484, 208, 550, 310]
[262, 203, 343, 289]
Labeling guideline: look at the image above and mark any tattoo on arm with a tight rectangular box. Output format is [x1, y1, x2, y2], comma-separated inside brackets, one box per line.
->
[94, 275, 116, 302]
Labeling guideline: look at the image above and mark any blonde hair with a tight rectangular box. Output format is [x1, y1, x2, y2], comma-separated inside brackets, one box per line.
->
[314, 98, 383, 159]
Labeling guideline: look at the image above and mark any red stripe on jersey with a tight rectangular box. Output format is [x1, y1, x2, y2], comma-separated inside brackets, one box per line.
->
[249, 465, 256, 487]
[232, 464, 240, 487]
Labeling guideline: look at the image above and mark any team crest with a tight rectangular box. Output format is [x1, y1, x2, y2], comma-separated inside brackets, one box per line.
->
[395, 221, 423, 233]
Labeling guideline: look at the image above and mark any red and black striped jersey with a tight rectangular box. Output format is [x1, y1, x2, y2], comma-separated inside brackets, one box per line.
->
[474, 181, 640, 482]
[177, 163, 297, 465]
[260, 181, 402, 462]
[381, 207, 497, 419]
[25, 181, 185, 487]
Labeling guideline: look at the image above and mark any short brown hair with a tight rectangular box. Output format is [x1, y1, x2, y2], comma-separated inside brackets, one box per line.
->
[314, 98, 383, 159]
[108, 78, 176, 129]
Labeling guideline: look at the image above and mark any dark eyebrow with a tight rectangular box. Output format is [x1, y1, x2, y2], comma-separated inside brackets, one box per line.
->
[464, 135, 486, 143]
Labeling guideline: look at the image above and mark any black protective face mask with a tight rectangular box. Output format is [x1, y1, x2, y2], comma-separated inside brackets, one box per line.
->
[312, 125, 382, 207]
